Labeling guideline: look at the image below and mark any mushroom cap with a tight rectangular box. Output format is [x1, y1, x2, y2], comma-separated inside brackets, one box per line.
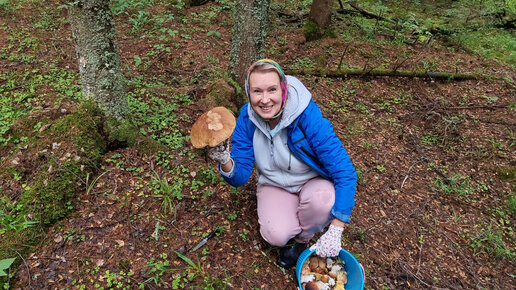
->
[190, 106, 236, 148]
[305, 281, 319, 290]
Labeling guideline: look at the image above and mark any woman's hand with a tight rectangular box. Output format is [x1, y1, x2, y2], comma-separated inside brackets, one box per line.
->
[315, 220, 345, 257]
[208, 139, 233, 172]
[208, 143, 230, 164]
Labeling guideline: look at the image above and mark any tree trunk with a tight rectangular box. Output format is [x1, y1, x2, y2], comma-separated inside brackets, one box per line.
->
[67, 0, 129, 121]
[305, 0, 334, 41]
[229, 0, 270, 108]
[65, 0, 135, 147]
[309, 0, 333, 29]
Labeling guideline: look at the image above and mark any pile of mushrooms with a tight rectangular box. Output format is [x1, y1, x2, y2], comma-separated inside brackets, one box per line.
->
[190, 106, 236, 148]
[300, 255, 348, 290]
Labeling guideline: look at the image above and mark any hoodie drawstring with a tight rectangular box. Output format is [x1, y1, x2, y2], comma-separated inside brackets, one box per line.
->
[288, 151, 291, 171]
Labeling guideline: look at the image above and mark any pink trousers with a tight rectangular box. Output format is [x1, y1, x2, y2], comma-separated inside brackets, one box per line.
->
[256, 177, 335, 246]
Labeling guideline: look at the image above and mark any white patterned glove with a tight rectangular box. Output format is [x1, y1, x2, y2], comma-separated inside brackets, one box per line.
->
[208, 140, 231, 164]
[315, 225, 344, 257]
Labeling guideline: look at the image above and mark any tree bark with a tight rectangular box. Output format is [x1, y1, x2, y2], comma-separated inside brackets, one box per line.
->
[67, 0, 129, 121]
[229, 0, 270, 108]
[309, 0, 333, 29]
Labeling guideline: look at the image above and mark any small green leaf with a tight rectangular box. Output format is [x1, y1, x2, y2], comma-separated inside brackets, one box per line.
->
[206, 30, 221, 39]
[134, 56, 142, 67]
[0, 258, 16, 277]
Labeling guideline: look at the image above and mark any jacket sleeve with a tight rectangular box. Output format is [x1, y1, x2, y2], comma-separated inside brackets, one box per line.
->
[300, 101, 357, 223]
[219, 104, 255, 187]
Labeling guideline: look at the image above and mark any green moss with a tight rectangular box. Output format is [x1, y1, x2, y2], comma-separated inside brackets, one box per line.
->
[105, 117, 137, 148]
[303, 19, 335, 42]
[314, 53, 328, 68]
[51, 108, 106, 163]
[303, 20, 322, 41]
[134, 135, 167, 156]
[19, 161, 81, 226]
[79, 99, 137, 149]
[0, 104, 107, 262]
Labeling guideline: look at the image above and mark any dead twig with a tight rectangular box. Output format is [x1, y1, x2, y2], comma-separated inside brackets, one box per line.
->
[337, 43, 351, 70]
[347, 2, 395, 23]
[400, 161, 421, 190]
[16, 250, 34, 290]
[395, 258, 433, 288]
[406, 129, 449, 181]
[446, 104, 511, 110]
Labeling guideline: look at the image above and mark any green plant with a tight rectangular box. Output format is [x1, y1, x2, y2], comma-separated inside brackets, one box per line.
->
[239, 229, 249, 242]
[0, 257, 15, 277]
[0, 0, 11, 12]
[106, 153, 126, 169]
[151, 170, 184, 215]
[152, 221, 165, 241]
[421, 133, 441, 146]
[174, 250, 227, 288]
[85, 170, 109, 194]
[143, 253, 172, 287]
[507, 194, 516, 215]
[103, 269, 134, 289]
[432, 174, 475, 196]
[0, 197, 38, 234]
[470, 225, 515, 260]
[376, 165, 386, 173]
[197, 165, 221, 185]
[207, 30, 222, 38]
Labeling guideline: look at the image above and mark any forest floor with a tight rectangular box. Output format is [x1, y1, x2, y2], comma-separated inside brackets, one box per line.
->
[1, 0, 515, 289]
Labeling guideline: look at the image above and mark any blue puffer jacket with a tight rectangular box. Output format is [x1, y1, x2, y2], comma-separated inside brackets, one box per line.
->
[221, 100, 357, 223]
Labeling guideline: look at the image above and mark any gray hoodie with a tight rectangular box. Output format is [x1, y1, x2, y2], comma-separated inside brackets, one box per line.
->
[248, 76, 319, 193]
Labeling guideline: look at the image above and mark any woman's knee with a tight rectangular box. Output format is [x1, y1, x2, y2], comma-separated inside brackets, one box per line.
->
[300, 179, 335, 212]
[260, 225, 295, 247]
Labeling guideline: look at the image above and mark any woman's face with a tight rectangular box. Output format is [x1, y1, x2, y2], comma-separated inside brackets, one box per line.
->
[249, 70, 283, 120]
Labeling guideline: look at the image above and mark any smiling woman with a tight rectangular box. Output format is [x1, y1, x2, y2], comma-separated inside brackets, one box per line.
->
[208, 59, 358, 270]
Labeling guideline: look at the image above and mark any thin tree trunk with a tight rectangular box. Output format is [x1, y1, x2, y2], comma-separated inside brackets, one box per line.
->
[67, 0, 129, 121]
[229, 0, 270, 107]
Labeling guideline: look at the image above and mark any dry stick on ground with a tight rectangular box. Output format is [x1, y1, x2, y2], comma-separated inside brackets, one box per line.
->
[416, 230, 423, 276]
[392, 55, 413, 72]
[16, 250, 34, 290]
[346, 2, 396, 23]
[337, 43, 352, 70]
[400, 161, 422, 190]
[395, 258, 433, 288]
[464, 112, 516, 127]
[447, 104, 511, 110]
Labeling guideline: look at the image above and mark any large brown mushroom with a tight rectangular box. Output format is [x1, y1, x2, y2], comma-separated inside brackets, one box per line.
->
[190, 106, 236, 148]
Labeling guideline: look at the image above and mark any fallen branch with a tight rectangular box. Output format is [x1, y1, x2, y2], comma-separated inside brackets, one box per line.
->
[447, 104, 511, 110]
[286, 68, 487, 81]
[346, 2, 396, 23]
